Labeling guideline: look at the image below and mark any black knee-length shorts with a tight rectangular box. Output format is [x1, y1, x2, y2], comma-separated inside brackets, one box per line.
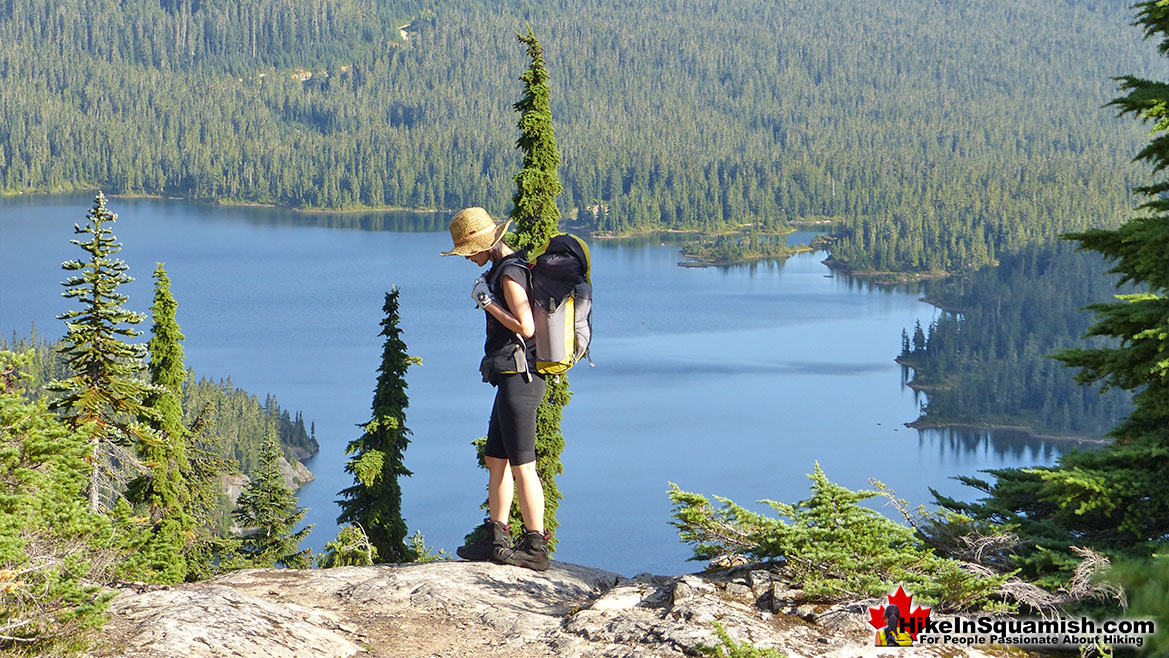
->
[484, 373, 546, 466]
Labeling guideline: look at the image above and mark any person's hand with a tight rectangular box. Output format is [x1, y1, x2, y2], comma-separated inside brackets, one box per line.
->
[471, 276, 494, 310]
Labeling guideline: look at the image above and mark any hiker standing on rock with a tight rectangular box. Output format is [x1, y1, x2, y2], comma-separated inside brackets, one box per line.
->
[442, 207, 550, 571]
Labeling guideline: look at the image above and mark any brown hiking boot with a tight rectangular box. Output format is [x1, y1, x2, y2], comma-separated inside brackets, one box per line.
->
[456, 519, 510, 562]
[492, 528, 549, 571]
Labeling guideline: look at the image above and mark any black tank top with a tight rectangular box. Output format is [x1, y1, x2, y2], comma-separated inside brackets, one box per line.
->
[483, 252, 537, 368]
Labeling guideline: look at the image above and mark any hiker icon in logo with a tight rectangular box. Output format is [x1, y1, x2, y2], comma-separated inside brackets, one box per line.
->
[875, 605, 913, 646]
[868, 585, 930, 647]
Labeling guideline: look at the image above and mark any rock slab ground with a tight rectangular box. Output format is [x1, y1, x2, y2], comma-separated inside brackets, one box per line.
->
[87, 561, 1031, 658]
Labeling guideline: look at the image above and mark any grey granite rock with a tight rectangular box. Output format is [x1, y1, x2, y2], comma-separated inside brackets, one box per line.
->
[85, 561, 1032, 658]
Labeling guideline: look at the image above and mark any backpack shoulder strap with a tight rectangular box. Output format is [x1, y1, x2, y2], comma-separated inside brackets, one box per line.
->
[487, 252, 530, 287]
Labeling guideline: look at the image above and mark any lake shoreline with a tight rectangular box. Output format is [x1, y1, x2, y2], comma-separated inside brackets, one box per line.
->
[212, 198, 448, 215]
[589, 224, 799, 241]
[822, 256, 953, 286]
[0, 189, 451, 216]
[916, 295, 966, 314]
[903, 419, 1108, 446]
[896, 358, 1109, 445]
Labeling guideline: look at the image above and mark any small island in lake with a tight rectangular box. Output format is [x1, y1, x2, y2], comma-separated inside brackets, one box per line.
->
[679, 229, 811, 267]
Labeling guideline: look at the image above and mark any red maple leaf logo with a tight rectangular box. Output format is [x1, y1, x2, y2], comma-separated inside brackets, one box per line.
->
[867, 585, 932, 641]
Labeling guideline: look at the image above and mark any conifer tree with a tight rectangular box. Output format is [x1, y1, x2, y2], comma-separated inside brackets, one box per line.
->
[233, 424, 312, 568]
[122, 264, 199, 583]
[180, 403, 240, 580]
[508, 27, 563, 252]
[336, 289, 416, 563]
[1049, 0, 1169, 562]
[0, 350, 116, 653]
[503, 27, 569, 547]
[48, 192, 157, 512]
[935, 0, 1169, 588]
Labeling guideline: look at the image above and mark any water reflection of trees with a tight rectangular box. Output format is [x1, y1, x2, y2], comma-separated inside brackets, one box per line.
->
[917, 427, 1095, 463]
[219, 208, 453, 233]
[834, 272, 928, 297]
[76, 195, 456, 233]
[596, 231, 697, 249]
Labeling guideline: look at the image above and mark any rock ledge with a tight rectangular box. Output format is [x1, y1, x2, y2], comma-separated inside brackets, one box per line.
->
[86, 561, 1027, 658]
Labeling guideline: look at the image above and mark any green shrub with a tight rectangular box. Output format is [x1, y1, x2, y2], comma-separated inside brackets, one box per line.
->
[317, 525, 379, 568]
[1103, 553, 1168, 656]
[696, 621, 784, 658]
[669, 463, 1010, 611]
[407, 531, 450, 564]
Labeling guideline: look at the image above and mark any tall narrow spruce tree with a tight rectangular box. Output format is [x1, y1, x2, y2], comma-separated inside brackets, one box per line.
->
[509, 27, 564, 252]
[148, 266, 234, 579]
[122, 263, 198, 583]
[234, 424, 313, 568]
[48, 192, 157, 512]
[336, 289, 417, 563]
[506, 27, 569, 547]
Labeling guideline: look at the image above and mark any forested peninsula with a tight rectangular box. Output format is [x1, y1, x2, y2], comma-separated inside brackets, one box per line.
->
[897, 243, 1135, 441]
[2, 0, 1164, 274]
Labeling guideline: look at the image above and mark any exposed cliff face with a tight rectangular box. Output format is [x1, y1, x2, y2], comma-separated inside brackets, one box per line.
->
[85, 561, 1023, 658]
[219, 456, 314, 504]
[279, 454, 315, 488]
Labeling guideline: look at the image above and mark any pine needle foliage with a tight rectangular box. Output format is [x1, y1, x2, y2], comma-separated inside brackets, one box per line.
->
[0, 350, 116, 656]
[697, 622, 784, 658]
[1104, 555, 1169, 656]
[143, 264, 188, 446]
[121, 264, 198, 584]
[508, 26, 563, 253]
[233, 425, 312, 569]
[502, 27, 568, 548]
[336, 289, 417, 563]
[179, 411, 240, 581]
[47, 192, 158, 513]
[669, 464, 1008, 612]
[316, 525, 378, 568]
[934, 0, 1169, 590]
[407, 531, 450, 563]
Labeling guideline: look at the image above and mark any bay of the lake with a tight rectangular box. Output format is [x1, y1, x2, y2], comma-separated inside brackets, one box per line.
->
[0, 194, 1081, 576]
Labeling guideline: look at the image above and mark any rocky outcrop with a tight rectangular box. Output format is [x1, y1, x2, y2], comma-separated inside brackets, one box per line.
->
[86, 561, 1026, 658]
[279, 454, 315, 488]
[287, 443, 319, 462]
[218, 457, 315, 509]
[218, 472, 249, 505]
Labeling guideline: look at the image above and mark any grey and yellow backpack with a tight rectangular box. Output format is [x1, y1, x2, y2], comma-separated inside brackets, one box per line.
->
[526, 234, 593, 376]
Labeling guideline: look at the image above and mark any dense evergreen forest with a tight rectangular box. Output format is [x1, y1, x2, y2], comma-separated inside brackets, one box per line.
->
[1, 0, 1162, 273]
[897, 243, 1134, 438]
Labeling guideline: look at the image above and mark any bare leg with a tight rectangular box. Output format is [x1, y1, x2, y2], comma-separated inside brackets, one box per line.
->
[486, 456, 513, 524]
[511, 462, 545, 533]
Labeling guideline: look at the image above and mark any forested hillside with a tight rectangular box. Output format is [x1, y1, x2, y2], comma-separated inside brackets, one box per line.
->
[1, 0, 1160, 273]
[1, 331, 318, 479]
[897, 243, 1134, 438]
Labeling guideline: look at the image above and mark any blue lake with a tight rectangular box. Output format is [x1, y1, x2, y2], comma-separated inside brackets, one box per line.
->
[0, 194, 1085, 576]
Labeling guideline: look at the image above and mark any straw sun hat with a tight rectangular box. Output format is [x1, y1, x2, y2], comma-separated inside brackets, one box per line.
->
[441, 207, 513, 257]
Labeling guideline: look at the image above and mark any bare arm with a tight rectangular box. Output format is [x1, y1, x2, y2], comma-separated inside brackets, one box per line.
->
[485, 274, 535, 338]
